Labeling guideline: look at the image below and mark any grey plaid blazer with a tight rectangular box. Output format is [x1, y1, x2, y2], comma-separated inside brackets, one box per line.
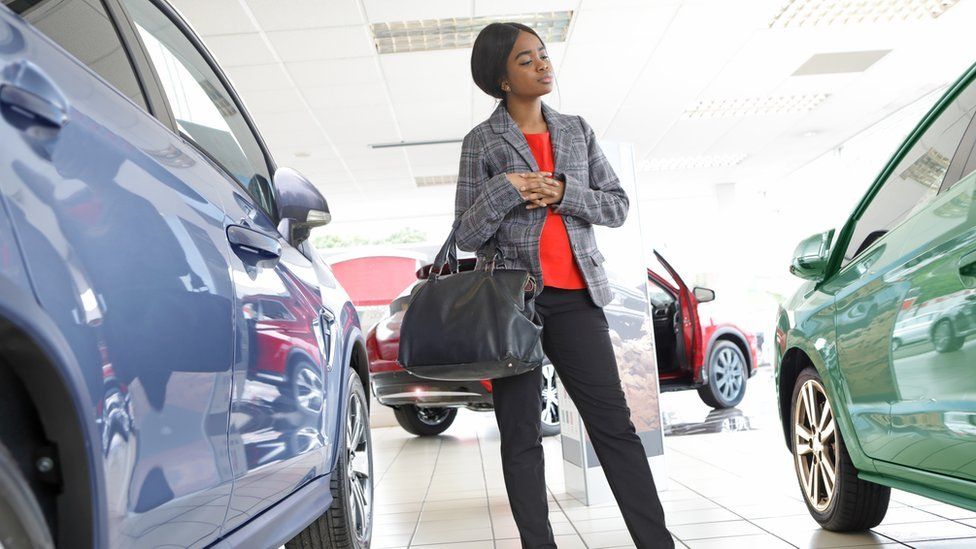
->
[454, 102, 629, 307]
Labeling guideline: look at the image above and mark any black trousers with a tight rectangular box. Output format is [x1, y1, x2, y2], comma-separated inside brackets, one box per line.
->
[492, 287, 673, 549]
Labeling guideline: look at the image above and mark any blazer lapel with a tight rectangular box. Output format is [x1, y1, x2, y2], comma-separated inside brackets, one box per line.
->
[542, 102, 571, 176]
[490, 103, 539, 172]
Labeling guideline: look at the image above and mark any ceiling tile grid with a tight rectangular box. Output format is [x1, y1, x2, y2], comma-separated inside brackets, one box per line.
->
[203, 32, 277, 67]
[165, 0, 976, 225]
[267, 26, 375, 62]
[171, 0, 256, 35]
[245, 0, 365, 30]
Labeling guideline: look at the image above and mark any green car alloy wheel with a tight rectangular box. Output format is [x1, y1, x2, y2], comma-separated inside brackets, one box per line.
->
[790, 368, 890, 531]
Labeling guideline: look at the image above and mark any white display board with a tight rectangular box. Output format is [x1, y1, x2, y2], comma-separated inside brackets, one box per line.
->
[559, 141, 668, 505]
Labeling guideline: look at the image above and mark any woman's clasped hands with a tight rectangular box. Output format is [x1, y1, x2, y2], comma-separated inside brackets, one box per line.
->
[506, 172, 564, 210]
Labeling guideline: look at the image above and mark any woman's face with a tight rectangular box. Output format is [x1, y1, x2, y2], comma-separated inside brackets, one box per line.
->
[503, 31, 553, 99]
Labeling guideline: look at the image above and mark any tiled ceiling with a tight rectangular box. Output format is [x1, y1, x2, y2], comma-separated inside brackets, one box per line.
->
[169, 0, 976, 228]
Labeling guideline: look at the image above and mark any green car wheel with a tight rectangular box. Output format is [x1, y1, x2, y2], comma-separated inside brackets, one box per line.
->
[791, 368, 890, 531]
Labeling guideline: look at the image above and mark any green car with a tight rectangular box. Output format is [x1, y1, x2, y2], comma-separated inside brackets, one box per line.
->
[776, 61, 976, 531]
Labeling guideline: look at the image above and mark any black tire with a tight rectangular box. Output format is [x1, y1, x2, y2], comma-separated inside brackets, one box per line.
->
[286, 370, 373, 549]
[540, 363, 560, 437]
[932, 319, 964, 353]
[393, 405, 457, 437]
[697, 340, 748, 409]
[790, 367, 889, 531]
[0, 442, 53, 549]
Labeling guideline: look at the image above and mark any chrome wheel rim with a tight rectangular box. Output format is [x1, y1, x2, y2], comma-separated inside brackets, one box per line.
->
[346, 389, 372, 543]
[540, 364, 559, 427]
[295, 366, 324, 413]
[794, 378, 838, 512]
[416, 407, 450, 426]
[712, 347, 744, 402]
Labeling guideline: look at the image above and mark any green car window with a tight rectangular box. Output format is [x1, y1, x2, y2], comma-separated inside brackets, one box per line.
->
[842, 83, 976, 268]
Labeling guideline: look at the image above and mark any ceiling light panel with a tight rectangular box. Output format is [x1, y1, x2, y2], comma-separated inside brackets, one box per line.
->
[371, 11, 573, 54]
[769, 0, 960, 28]
[415, 175, 458, 187]
[684, 94, 831, 119]
[638, 154, 747, 172]
[793, 50, 891, 76]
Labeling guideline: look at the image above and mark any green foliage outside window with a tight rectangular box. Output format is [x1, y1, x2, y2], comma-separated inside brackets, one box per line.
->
[313, 227, 427, 249]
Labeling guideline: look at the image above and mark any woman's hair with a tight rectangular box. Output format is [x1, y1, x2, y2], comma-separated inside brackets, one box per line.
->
[471, 22, 544, 101]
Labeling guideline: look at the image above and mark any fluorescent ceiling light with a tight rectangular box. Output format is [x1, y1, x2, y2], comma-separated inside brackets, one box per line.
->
[371, 12, 573, 54]
[370, 138, 462, 149]
[769, 0, 960, 28]
[684, 94, 830, 119]
[415, 175, 458, 187]
[638, 154, 747, 172]
[793, 50, 891, 76]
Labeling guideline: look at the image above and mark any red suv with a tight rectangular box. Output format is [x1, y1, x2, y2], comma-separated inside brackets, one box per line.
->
[366, 252, 760, 436]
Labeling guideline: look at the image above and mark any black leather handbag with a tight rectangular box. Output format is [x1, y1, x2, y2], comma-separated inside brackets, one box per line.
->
[397, 223, 544, 381]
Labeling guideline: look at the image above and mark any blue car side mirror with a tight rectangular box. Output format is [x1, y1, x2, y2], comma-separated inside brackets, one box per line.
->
[273, 167, 330, 246]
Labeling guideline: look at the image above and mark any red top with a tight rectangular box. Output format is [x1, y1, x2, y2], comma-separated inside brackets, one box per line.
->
[523, 132, 587, 290]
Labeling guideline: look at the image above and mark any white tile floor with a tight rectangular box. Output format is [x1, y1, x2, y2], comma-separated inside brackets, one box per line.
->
[366, 368, 976, 548]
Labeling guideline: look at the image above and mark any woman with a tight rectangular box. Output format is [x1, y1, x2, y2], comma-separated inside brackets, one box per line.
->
[454, 22, 673, 548]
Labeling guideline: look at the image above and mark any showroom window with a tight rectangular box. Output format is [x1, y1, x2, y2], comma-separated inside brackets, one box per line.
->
[119, 0, 277, 219]
[842, 81, 976, 267]
[4, 0, 148, 109]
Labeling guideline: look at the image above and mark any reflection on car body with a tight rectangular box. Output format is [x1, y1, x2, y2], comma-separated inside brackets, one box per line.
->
[0, 1, 372, 547]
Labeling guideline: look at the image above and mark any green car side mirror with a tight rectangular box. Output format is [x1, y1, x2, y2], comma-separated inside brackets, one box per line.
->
[790, 229, 835, 281]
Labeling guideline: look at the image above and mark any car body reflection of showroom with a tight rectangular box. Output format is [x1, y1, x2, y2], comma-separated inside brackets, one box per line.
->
[5, 0, 976, 548]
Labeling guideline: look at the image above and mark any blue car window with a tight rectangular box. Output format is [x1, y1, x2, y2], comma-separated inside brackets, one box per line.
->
[4, 0, 148, 110]
[119, 0, 277, 220]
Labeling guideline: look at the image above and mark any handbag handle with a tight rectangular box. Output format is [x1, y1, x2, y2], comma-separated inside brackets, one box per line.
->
[429, 220, 500, 280]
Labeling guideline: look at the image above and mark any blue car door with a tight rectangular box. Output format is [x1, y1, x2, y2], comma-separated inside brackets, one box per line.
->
[114, 0, 337, 531]
[0, 2, 235, 547]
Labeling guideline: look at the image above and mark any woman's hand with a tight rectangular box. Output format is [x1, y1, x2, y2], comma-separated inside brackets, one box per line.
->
[506, 172, 563, 209]
[522, 172, 564, 209]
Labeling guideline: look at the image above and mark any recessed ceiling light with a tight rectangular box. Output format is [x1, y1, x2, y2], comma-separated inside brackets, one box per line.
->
[802, 130, 820, 137]
[769, 0, 960, 28]
[371, 11, 574, 54]
[369, 138, 463, 149]
[638, 154, 747, 172]
[415, 175, 458, 187]
[684, 94, 830, 119]
[294, 151, 311, 158]
[793, 50, 891, 76]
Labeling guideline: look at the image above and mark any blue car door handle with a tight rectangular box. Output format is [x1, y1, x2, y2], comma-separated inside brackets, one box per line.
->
[226, 224, 281, 266]
[0, 60, 69, 130]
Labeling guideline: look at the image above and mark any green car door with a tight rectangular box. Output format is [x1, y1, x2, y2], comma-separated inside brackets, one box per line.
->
[882, 154, 976, 480]
[831, 77, 976, 463]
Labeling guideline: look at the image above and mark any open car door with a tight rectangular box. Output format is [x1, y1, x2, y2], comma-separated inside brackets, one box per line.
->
[648, 251, 704, 372]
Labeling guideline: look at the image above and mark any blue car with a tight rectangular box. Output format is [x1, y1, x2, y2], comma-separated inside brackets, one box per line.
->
[0, 1, 373, 548]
